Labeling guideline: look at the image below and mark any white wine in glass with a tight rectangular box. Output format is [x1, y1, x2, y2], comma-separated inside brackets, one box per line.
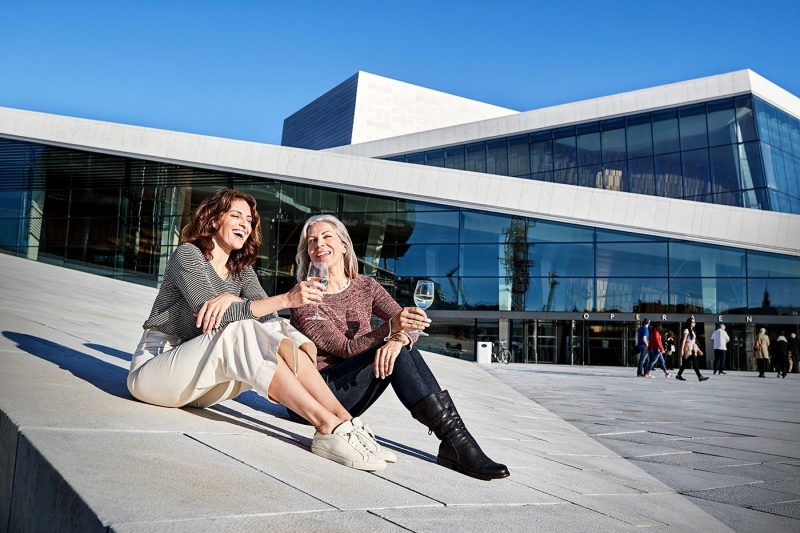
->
[307, 261, 329, 321]
[409, 280, 434, 336]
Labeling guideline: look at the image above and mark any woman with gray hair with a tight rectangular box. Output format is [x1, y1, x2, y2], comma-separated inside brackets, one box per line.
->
[289, 214, 509, 481]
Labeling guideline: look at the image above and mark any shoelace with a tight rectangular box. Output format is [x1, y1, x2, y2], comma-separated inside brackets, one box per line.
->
[353, 426, 381, 452]
[344, 429, 373, 456]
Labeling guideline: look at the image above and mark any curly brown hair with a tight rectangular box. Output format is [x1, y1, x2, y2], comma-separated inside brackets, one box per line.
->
[180, 188, 262, 278]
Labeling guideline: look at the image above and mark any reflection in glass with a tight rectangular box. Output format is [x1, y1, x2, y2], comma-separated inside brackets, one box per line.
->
[653, 109, 680, 154]
[682, 148, 711, 197]
[628, 157, 655, 195]
[707, 100, 736, 146]
[655, 152, 682, 197]
[669, 242, 745, 277]
[747, 252, 800, 277]
[679, 104, 708, 151]
[748, 278, 800, 315]
[525, 277, 593, 312]
[596, 278, 668, 313]
[670, 278, 746, 314]
[596, 242, 668, 277]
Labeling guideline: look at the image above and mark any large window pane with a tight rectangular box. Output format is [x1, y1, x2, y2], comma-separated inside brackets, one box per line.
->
[653, 109, 680, 154]
[626, 114, 653, 158]
[528, 220, 594, 242]
[486, 139, 509, 176]
[682, 148, 711, 198]
[754, 98, 771, 145]
[735, 96, 758, 143]
[528, 243, 594, 277]
[577, 129, 601, 166]
[445, 146, 465, 170]
[508, 135, 531, 178]
[707, 99, 737, 146]
[596, 242, 668, 277]
[628, 157, 655, 195]
[791, 117, 800, 158]
[525, 277, 593, 312]
[710, 144, 740, 194]
[597, 278, 668, 313]
[748, 278, 800, 315]
[739, 142, 766, 190]
[555, 167, 578, 186]
[601, 120, 626, 162]
[398, 210, 459, 244]
[553, 128, 577, 169]
[460, 244, 507, 276]
[394, 243, 458, 276]
[601, 161, 625, 191]
[531, 138, 553, 173]
[671, 278, 746, 314]
[768, 105, 783, 151]
[578, 164, 601, 188]
[465, 142, 486, 173]
[406, 152, 425, 165]
[655, 152, 683, 197]
[669, 242, 745, 277]
[461, 211, 511, 243]
[679, 104, 708, 150]
[747, 251, 800, 277]
[596, 229, 662, 242]
[460, 277, 506, 311]
[425, 149, 444, 167]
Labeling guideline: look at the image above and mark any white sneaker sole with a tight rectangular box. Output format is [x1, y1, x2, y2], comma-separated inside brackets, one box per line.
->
[311, 444, 387, 471]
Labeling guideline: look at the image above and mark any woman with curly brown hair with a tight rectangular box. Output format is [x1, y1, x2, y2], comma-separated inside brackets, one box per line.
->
[128, 189, 388, 471]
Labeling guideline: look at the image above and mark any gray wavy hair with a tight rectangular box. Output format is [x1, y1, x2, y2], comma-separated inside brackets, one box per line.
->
[295, 214, 359, 282]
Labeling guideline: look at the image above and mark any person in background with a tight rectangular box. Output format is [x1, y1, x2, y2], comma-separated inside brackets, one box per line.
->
[663, 330, 677, 370]
[645, 322, 670, 379]
[636, 318, 651, 377]
[774, 332, 789, 378]
[711, 324, 731, 375]
[290, 214, 509, 481]
[754, 328, 770, 378]
[676, 316, 709, 382]
[128, 189, 388, 472]
[789, 332, 799, 374]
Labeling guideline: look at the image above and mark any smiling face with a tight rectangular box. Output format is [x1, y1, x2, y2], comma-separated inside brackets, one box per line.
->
[306, 221, 346, 270]
[212, 199, 252, 254]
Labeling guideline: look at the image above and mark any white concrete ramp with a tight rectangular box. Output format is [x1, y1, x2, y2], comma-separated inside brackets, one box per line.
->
[0, 253, 733, 532]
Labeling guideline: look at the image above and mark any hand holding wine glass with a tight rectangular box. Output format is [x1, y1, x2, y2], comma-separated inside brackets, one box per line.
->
[306, 260, 329, 321]
[408, 280, 434, 336]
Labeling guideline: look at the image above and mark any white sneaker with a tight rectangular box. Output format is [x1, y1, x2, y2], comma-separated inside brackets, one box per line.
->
[311, 420, 387, 471]
[351, 417, 398, 463]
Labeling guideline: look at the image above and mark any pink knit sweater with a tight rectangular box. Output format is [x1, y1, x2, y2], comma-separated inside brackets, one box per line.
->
[290, 276, 415, 371]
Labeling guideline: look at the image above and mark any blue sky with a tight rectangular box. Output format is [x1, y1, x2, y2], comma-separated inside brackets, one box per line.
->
[2, 0, 798, 146]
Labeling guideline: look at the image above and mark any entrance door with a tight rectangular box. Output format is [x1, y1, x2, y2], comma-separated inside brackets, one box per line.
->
[537, 321, 559, 363]
[586, 322, 625, 366]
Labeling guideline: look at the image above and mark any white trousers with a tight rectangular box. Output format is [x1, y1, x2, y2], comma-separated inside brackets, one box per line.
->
[128, 318, 313, 408]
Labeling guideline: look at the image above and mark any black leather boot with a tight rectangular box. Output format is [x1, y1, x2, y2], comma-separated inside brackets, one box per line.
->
[411, 390, 510, 480]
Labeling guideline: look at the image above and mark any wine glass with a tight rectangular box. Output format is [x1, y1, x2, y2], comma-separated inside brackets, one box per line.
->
[408, 280, 434, 336]
[306, 261, 329, 321]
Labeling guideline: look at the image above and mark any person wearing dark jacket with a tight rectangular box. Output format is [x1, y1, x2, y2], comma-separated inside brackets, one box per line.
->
[775, 333, 789, 378]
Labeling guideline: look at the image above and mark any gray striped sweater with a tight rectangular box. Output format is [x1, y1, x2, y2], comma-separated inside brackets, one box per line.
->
[142, 243, 273, 341]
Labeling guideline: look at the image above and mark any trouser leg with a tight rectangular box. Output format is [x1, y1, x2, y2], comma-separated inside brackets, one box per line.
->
[288, 346, 441, 423]
[128, 322, 278, 408]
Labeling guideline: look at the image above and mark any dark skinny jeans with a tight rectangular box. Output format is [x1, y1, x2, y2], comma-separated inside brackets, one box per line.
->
[288, 345, 441, 424]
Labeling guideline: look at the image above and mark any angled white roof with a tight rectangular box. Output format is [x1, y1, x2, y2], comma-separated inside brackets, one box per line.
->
[328, 70, 800, 158]
[0, 105, 798, 256]
[349, 71, 518, 144]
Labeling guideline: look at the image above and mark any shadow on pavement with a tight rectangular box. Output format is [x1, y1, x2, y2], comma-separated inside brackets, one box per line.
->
[3, 330, 131, 398]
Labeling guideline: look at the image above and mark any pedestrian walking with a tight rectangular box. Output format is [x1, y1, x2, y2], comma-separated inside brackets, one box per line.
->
[711, 324, 730, 375]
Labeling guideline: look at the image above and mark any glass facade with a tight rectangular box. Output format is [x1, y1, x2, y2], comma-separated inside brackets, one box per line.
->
[387, 96, 800, 214]
[2, 124, 799, 368]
